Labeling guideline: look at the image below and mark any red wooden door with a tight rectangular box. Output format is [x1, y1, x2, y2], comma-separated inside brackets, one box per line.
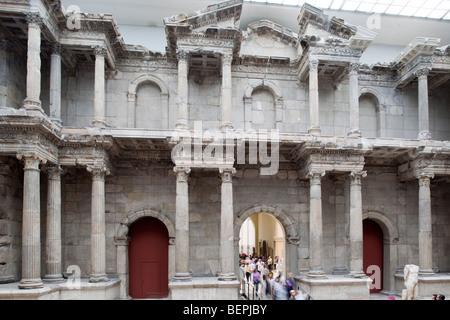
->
[363, 219, 383, 293]
[129, 217, 169, 299]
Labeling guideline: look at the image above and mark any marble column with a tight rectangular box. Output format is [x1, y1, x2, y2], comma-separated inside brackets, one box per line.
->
[17, 153, 46, 289]
[307, 170, 326, 278]
[415, 68, 432, 140]
[348, 63, 361, 137]
[87, 164, 110, 282]
[22, 13, 44, 115]
[219, 168, 236, 281]
[349, 171, 367, 277]
[221, 53, 233, 131]
[417, 173, 435, 275]
[173, 167, 191, 281]
[92, 46, 107, 127]
[49, 44, 62, 125]
[43, 165, 64, 283]
[308, 59, 320, 135]
[0, 39, 11, 108]
[176, 50, 189, 130]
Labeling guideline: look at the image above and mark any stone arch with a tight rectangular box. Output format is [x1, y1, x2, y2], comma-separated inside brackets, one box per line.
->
[116, 207, 175, 241]
[234, 204, 299, 277]
[243, 80, 284, 130]
[127, 74, 170, 128]
[363, 210, 398, 245]
[359, 87, 386, 137]
[244, 80, 282, 100]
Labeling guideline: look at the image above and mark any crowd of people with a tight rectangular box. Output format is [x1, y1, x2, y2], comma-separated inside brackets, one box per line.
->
[238, 253, 309, 300]
[432, 294, 446, 300]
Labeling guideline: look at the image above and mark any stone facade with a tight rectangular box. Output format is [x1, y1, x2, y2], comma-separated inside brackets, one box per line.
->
[0, 0, 449, 299]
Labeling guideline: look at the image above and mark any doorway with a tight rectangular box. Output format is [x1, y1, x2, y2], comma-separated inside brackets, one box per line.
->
[129, 217, 169, 299]
[363, 219, 384, 293]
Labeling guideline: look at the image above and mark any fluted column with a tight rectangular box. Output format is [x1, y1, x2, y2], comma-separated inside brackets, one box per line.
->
[417, 173, 435, 275]
[307, 170, 326, 278]
[43, 165, 64, 283]
[349, 171, 367, 277]
[173, 166, 191, 281]
[221, 53, 233, 131]
[92, 46, 107, 127]
[17, 153, 46, 289]
[308, 59, 320, 135]
[22, 13, 44, 115]
[415, 68, 432, 140]
[176, 50, 189, 130]
[348, 63, 361, 137]
[219, 168, 236, 281]
[49, 44, 62, 125]
[87, 164, 110, 282]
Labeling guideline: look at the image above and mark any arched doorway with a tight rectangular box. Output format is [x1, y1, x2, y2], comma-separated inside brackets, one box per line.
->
[128, 217, 169, 299]
[363, 219, 384, 293]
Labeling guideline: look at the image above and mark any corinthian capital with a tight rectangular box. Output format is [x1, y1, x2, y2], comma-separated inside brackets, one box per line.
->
[306, 169, 325, 185]
[414, 67, 431, 78]
[174, 166, 191, 182]
[176, 49, 190, 62]
[350, 170, 367, 185]
[25, 12, 44, 28]
[93, 45, 107, 57]
[219, 167, 236, 183]
[416, 172, 434, 187]
[309, 59, 319, 71]
[87, 163, 110, 179]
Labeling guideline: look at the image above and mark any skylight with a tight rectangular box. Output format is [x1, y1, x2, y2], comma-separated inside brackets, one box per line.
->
[244, 0, 450, 20]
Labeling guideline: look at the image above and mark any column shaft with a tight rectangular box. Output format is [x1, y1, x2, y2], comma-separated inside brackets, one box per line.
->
[349, 171, 367, 277]
[43, 166, 64, 282]
[307, 170, 326, 278]
[49, 46, 62, 124]
[88, 165, 109, 282]
[176, 51, 189, 129]
[221, 54, 233, 130]
[416, 68, 431, 140]
[417, 173, 434, 275]
[308, 59, 320, 135]
[219, 168, 236, 281]
[93, 47, 106, 127]
[173, 167, 191, 281]
[348, 64, 361, 137]
[18, 154, 45, 289]
[23, 13, 43, 113]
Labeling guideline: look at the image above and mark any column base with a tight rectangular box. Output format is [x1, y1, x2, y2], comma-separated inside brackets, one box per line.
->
[307, 270, 327, 279]
[308, 126, 321, 135]
[220, 122, 234, 132]
[218, 273, 237, 281]
[172, 273, 192, 282]
[418, 131, 432, 140]
[43, 274, 65, 283]
[419, 269, 435, 276]
[347, 128, 361, 138]
[332, 267, 349, 275]
[89, 273, 109, 283]
[22, 99, 45, 117]
[18, 278, 44, 289]
[92, 118, 107, 128]
[347, 270, 367, 278]
[175, 120, 189, 130]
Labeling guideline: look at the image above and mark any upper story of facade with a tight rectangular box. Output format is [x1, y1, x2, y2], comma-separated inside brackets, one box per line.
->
[0, 0, 450, 177]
